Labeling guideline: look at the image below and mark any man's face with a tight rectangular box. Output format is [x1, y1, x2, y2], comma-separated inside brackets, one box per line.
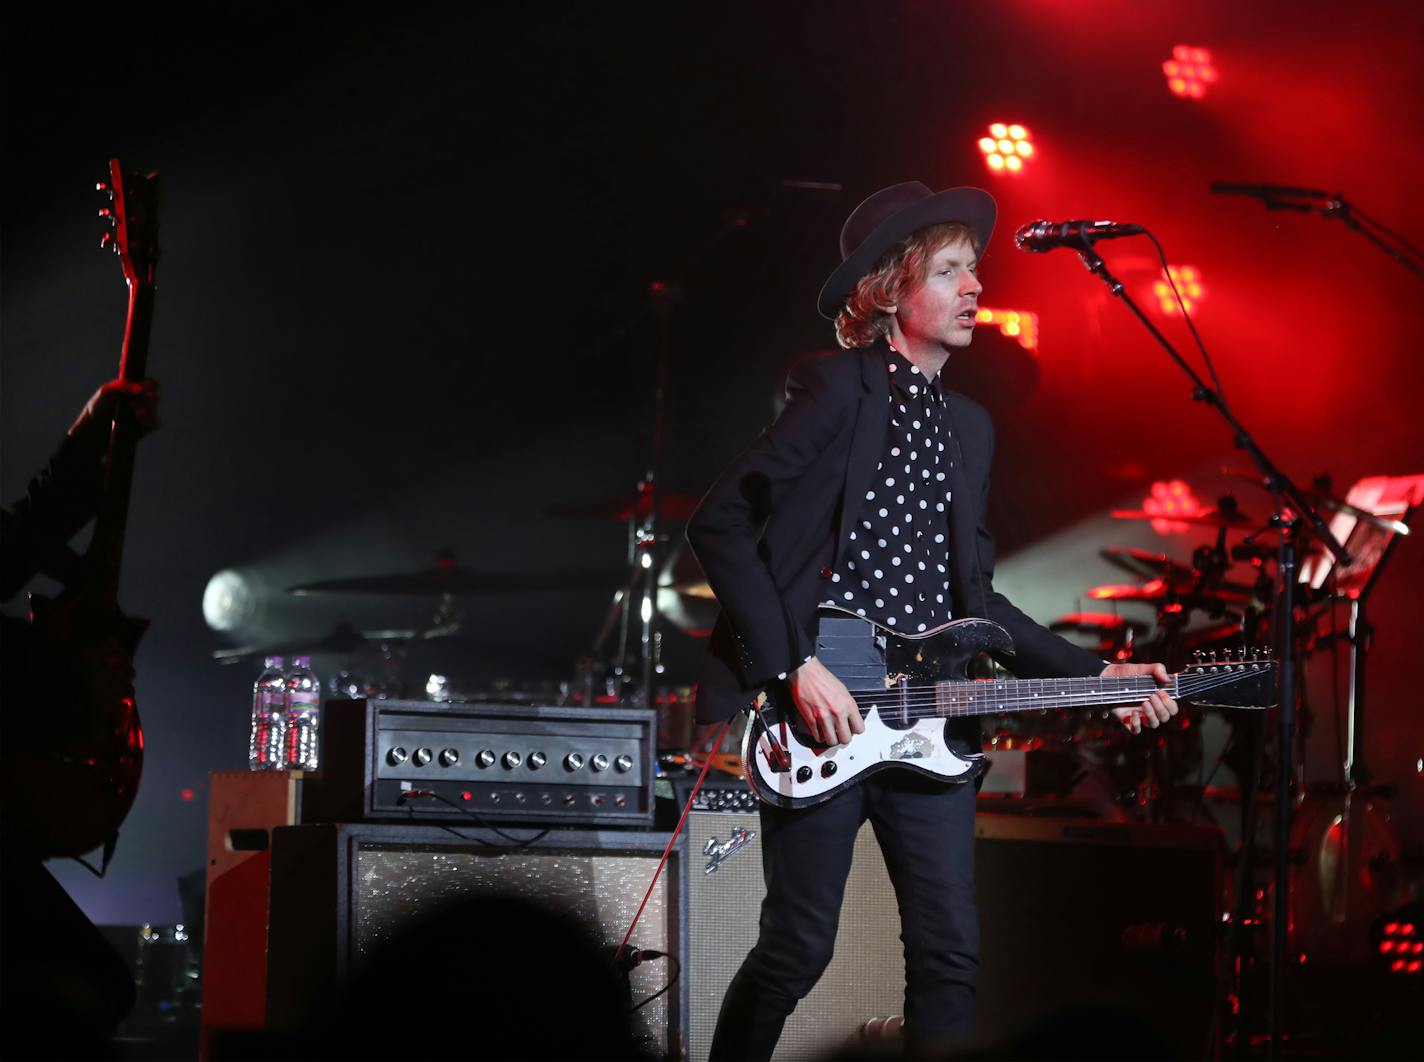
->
[894, 236, 983, 349]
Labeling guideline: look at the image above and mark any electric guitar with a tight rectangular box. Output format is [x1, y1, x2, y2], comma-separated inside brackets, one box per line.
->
[743, 611, 1276, 809]
[16, 160, 159, 859]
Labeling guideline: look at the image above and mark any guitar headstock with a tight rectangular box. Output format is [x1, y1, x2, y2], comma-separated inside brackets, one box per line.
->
[98, 159, 160, 288]
[1179, 648, 1277, 709]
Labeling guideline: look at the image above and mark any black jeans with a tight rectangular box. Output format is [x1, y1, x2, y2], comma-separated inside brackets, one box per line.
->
[708, 767, 979, 1061]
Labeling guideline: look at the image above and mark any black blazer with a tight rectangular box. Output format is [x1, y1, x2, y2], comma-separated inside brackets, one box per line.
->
[686, 339, 1103, 723]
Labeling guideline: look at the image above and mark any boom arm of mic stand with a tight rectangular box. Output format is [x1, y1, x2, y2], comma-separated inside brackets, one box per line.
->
[1072, 235, 1352, 567]
[1327, 198, 1424, 279]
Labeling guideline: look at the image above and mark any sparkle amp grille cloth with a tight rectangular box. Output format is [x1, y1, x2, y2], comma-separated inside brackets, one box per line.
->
[353, 844, 672, 1055]
[685, 813, 905, 1062]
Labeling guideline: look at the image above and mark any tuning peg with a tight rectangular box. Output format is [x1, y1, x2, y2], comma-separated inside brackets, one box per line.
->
[100, 231, 112, 248]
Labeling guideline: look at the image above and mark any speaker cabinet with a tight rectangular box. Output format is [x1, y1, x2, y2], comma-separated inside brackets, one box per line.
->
[974, 814, 1223, 1058]
[265, 823, 684, 1058]
[684, 808, 905, 1062]
[200, 770, 307, 1059]
[682, 803, 1222, 1061]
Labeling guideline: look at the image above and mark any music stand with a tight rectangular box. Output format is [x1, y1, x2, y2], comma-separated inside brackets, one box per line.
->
[1299, 474, 1422, 787]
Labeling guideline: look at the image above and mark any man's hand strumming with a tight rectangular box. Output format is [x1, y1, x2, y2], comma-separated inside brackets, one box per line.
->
[788, 656, 865, 746]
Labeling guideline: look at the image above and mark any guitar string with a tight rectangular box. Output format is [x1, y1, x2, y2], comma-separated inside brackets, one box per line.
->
[752, 679, 1267, 729]
[835, 682, 1268, 719]
[828, 671, 1268, 712]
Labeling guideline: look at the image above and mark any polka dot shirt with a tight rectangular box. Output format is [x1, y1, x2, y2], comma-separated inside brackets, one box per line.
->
[825, 345, 954, 633]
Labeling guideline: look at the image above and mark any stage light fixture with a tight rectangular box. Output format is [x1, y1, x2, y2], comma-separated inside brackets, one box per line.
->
[1163, 45, 1218, 99]
[1375, 906, 1424, 976]
[978, 123, 1034, 176]
[203, 568, 256, 631]
[1143, 478, 1202, 535]
[974, 307, 1039, 350]
[1153, 265, 1205, 316]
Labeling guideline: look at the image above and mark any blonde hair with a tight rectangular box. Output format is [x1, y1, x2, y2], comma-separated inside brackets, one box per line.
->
[833, 222, 979, 349]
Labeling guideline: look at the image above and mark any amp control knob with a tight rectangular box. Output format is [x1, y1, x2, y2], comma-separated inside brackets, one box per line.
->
[564, 753, 585, 772]
[528, 751, 547, 769]
[476, 749, 496, 768]
[614, 754, 634, 773]
[439, 748, 459, 767]
[591, 753, 610, 772]
[387, 747, 409, 766]
[503, 751, 523, 769]
[412, 747, 433, 767]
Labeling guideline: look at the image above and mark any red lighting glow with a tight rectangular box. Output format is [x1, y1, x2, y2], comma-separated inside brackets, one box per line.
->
[1163, 45, 1218, 99]
[1142, 479, 1202, 534]
[1381, 941, 1395, 953]
[180, 787, 195, 802]
[1403, 923, 1417, 935]
[975, 307, 1039, 350]
[461, 790, 473, 801]
[978, 122, 1034, 176]
[1154, 265, 1205, 316]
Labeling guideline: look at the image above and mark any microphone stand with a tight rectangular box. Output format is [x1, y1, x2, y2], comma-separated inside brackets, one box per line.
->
[1223, 187, 1424, 280]
[1069, 235, 1351, 1058]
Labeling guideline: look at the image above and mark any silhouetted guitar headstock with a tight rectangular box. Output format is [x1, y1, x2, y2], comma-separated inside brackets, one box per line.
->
[1178, 648, 1277, 709]
[98, 158, 160, 288]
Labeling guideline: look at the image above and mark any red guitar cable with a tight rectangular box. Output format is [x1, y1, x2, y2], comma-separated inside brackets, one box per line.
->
[614, 714, 734, 963]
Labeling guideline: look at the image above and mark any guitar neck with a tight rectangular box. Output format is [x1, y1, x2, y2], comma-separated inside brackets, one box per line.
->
[931, 674, 1175, 718]
[88, 281, 156, 606]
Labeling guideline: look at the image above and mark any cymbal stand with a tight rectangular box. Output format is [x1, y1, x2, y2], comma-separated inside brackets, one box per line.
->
[1071, 235, 1350, 1058]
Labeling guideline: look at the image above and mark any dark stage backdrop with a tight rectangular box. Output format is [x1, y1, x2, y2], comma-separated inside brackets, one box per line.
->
[3, 1, 1422, 922]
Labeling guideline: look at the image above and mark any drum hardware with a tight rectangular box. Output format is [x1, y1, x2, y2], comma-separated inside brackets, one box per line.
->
[285, 547, 619, 596]
[1048, 612, 1148, 662]
[544, 490, 702, 524]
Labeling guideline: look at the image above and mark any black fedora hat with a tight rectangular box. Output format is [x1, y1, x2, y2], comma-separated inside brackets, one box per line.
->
[817, 181, 996, 319]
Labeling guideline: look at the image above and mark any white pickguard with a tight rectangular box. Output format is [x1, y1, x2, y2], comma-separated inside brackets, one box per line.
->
[746, 702, 981, 804]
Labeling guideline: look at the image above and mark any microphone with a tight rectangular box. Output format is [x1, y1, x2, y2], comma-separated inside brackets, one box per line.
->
[1210, 181, 1334, 200]
[1014, 219, 1145, 253]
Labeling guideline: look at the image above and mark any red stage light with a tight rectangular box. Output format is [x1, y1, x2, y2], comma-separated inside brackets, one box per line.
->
[1142, 478, 1202, 534]
[1386, 922, 1401, 934]
[1381, 941, 1395, 953]
[975, 307, 1039, 350]
[1392, 959, 1407, 972]
[1163, 45, 1217, 98]
[1402, 923, 1416, 935]
[1153, 265, 1205, 316]
[978, 122, 1034, 177]
[180, 787, 195, 802]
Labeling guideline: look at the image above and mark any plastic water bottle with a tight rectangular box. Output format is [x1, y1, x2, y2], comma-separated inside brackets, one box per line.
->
[284, 656, 321, 770]
[249, 656, 286, 770]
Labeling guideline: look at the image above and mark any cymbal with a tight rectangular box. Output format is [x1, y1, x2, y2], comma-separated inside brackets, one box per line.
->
[1219, 467, 1411, 535]
[1110, 508, 1256, 528]
[1049, 612, 1150, 635]
[666, 579, 715, 600]
[1099, 546, 1195, 585]
[1086, 578, 1256, 606]
[545, 492, 702, 523]
[288, 566, 617, 596]
[213, 621, 418, 663]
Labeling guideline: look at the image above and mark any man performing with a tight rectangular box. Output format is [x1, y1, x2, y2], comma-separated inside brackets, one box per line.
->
[686, 181, 1179, 1059]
